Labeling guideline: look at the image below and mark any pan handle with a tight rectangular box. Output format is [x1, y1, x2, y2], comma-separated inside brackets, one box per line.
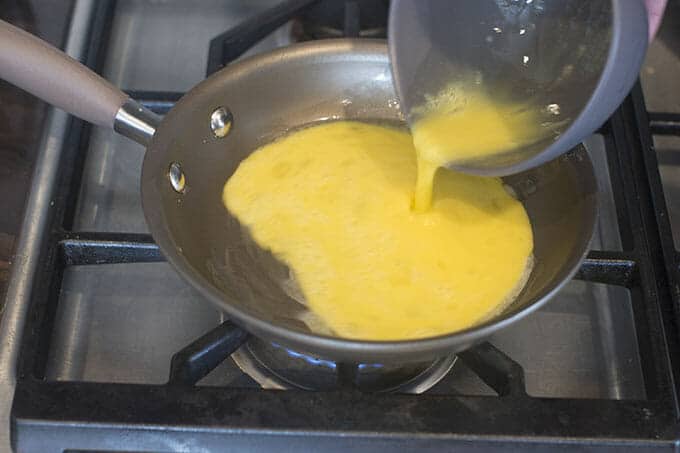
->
[0, 19, 160, 146]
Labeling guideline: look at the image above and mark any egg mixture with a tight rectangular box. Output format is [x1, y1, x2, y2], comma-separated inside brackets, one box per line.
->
[412, 84, 548, 210]
[223, 120, 534, 340]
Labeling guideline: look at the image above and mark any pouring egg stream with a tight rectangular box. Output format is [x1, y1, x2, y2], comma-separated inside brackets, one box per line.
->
[223, 84, 543, 341]
[412, 82, 552, 211]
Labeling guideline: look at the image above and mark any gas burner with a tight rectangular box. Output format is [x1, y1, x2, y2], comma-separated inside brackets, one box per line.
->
[293, 0, 389, 40]
[232, 336, 456, 393]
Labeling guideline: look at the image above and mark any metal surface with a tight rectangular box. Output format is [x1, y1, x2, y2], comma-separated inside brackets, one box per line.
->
[46, 262, 224, 384]
[22, 0, 638, 389]
[47, 0, 298, 386]
[167, 161, 186, 193]
[622, 85, 680, 407]
[105, 0, 292, 92]
[169, 320, 249, 385]
[0, 1, 98, 451]
[0, 1, 602, 368]
[296, 0, 388, 40]
[15, 91, 672, 450]
[113, 98, 161, 146]
[230, 337, 457, 392]
[7, 1, 679, 451]
[60, 232, 163, 265]
[48, 8, 630, 380]
[11, 380, 677, 453]
[141, 39, 598, 362]
[1, 18, 602, 364]
[210, 106, 234, 138]
[206, 0, 319, 75]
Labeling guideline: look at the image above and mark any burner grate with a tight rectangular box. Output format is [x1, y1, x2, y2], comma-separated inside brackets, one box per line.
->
[649, 112, 680, 136]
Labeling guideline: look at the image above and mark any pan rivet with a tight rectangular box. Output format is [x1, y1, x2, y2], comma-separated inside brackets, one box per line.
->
[210, 106, 233, 138]
[168, 162, 186, 193]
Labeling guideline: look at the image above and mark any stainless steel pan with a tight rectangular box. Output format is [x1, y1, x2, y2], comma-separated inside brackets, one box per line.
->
[0, 20, 597, 363]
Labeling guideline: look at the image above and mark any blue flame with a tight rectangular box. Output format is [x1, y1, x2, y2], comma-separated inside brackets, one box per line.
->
[271, 343, 385, 370]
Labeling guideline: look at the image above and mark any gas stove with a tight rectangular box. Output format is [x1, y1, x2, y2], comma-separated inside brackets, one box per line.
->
[1, 0, 679, 451]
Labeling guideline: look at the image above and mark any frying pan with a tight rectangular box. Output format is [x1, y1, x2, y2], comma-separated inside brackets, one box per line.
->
[0, 20, 597, 363]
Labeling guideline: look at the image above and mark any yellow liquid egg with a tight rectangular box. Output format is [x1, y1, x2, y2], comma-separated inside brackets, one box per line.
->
[412, 84, 547, 211]
[223, 121, 533, 341]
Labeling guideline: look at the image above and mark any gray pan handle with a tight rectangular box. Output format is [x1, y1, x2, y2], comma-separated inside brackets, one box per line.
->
[0, 19, 160, 145]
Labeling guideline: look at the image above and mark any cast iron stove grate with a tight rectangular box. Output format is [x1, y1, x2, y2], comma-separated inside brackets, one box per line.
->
[10, 1, 680, 451]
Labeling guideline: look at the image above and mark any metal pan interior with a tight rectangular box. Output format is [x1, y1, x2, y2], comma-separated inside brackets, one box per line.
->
[141, 39, 597, 362]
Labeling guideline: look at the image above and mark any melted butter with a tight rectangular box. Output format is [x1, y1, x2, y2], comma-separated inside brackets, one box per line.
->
[411, 84, 546, 211]
[223, 121, 533, 341]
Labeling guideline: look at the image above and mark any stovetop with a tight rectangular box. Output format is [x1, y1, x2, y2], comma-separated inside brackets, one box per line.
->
[1, 0, 679, 451]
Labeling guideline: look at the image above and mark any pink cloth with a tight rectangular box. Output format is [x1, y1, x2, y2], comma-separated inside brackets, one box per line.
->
[644, 0, 667, 41]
